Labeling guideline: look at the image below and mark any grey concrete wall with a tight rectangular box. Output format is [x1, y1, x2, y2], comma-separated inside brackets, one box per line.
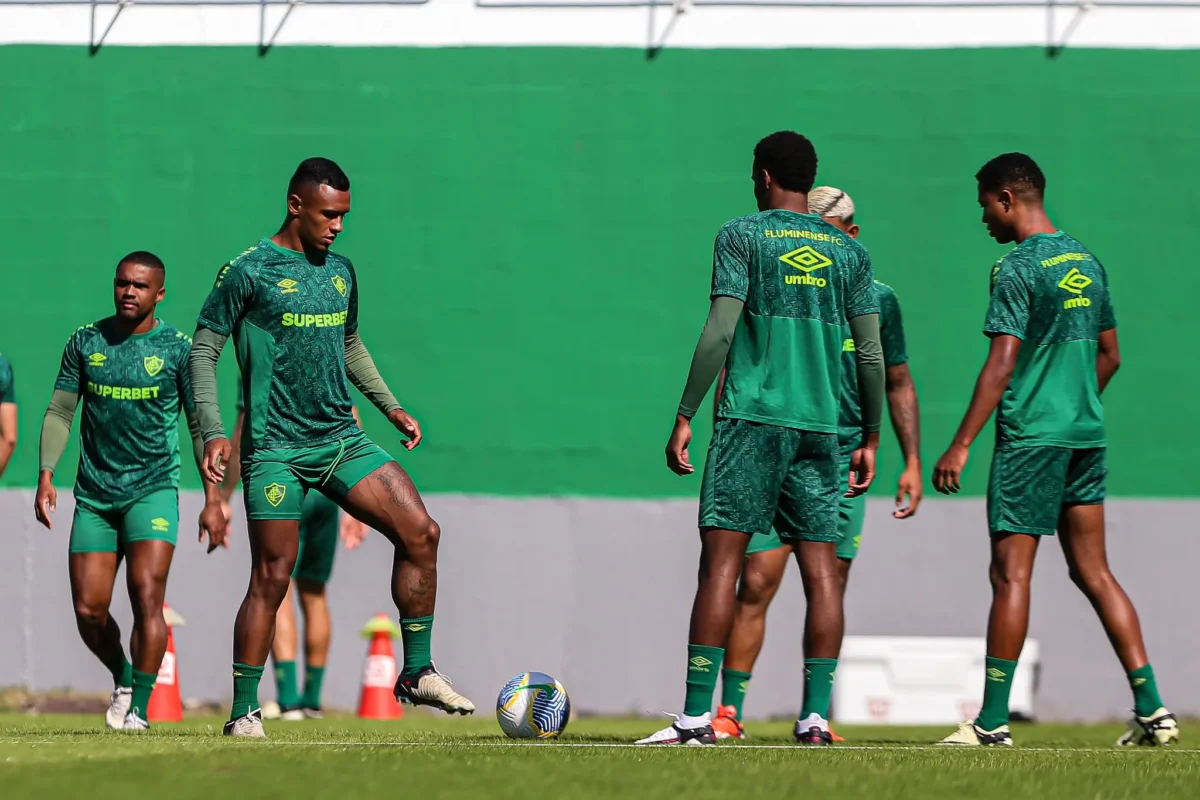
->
[1, 490, 1195, 722]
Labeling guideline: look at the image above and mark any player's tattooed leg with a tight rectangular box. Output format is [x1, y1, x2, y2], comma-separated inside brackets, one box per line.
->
[343, 462, 440, 618]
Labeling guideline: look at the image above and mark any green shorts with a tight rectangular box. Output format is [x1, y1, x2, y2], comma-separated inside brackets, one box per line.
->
[988, 445, 1107, 536]
[745, 458, 866, 559]
[699, 418, 840, 543]
[294, 491, 340, 584]
[69, 488, 179, 554]
[243, 430, 394, 521]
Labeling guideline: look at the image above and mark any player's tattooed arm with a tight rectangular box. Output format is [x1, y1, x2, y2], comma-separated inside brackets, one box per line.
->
[886, 363, 922, 518]
[932, 334, 1021, 495]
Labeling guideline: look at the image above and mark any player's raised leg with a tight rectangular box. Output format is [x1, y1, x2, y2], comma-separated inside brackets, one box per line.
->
[338, 460, 474, 714]
[714, 538, 789, 740]
[1058, 501, 1177, 746]
[68, 549, 133, 729]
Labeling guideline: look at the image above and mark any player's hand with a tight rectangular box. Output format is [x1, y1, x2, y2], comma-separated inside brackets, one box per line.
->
[933, 444, 969, 495]
[894, 464, 923, 519]
[387, 408, 422, 450]
[220, 500, 233, 525]
[199, 500, 229, 554]
[665, 415, 694, 476]
[846, 447, 876, 497]
[34, 472, 57, 530]
[203, 438, 232, 484]
[340, 513, 368, 550]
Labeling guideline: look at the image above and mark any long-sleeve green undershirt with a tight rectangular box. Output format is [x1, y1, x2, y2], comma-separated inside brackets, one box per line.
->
[677, 296, 745, 419]
[849, 313, 885, 436]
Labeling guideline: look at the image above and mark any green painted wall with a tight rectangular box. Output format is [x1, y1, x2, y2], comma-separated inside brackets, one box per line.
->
[0, 46, 1196, 497]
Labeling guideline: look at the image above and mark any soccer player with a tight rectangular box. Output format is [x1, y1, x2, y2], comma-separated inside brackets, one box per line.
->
[220, 388, 368, 720]
[189, 157, 476, 738]
[34, 251, 227, 730]
[637, 133, 885, 746]
[0, 350, 16, 479]
[934, 153, 1177, 747]
[711, 186, 922, 741]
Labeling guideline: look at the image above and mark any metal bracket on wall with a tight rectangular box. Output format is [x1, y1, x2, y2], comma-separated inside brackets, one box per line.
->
[646, 0, 690, 59]
[259, 0, 301, 56]
[1046, 0, 1094, 58]
[89, 0, 132, 55]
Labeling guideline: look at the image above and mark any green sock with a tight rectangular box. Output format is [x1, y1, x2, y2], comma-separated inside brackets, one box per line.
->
[683, 644, 724, 717]
[721, 669, 752, 720]
[1128, 664, 1164, 718]
[301, 665, 326, 709]
[976, 656, 1018, 731]
[130, 669, 156, 720]
[800, 658, 838, 720]
[400, 616, 434, 675]
[230, 663, 265, 721]
[114, 657, 133, 689]
[274, 660, 300, 709]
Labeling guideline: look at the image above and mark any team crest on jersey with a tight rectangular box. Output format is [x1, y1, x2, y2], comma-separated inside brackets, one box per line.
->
[331, 275, 348, 297]
[88, 353, 107, 367]
[264, 482, 287, 508]
[143, 355, 164, 377]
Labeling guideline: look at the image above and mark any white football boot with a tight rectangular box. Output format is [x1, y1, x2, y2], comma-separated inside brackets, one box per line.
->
[121, 710, 150, 731]
[635, 713, 716, 745]
[938, 720, 1013, 747]
[393, 665, 476, 715]
[1116, 708, 1179, 747]
[223, 708, 268, 738]
[105, 687, 133, 730]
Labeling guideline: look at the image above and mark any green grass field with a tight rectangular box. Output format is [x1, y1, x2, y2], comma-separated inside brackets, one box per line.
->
[2, 713, 1197, 799]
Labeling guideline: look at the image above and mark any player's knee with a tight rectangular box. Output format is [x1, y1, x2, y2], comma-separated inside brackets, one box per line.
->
[989, 559, 1032, 591]
[129, 583, 165, 623]
[73, 600, 108, 629]
[1067, 564, 1113, 598]
[739, 569, 781, 608]
[253, 556, 295, 601]
[406, 516, 440, 560]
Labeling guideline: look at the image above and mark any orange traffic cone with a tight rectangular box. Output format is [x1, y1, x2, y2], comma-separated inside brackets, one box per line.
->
[147, 604, 185, 722]
[357, 613, 404, 720]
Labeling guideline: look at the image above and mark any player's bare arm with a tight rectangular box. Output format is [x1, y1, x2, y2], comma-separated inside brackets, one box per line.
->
[886, 362, 923, 517]
[846, 313, 884, 497]
[0, 356, 14, 479]
[932, 334, 1021, 495]
[1097, 328, 1121, 392]
[669, 296, 743, 476]
[34, 388, 79, 530]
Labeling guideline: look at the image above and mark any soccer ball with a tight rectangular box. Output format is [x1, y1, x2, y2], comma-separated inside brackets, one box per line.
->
[495, 672, 571, 739]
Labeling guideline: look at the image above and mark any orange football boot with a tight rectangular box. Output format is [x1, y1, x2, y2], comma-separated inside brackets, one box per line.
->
[712, 705, 745, 740]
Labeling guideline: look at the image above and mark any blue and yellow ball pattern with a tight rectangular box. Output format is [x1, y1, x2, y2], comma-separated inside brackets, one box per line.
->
[495, 672, 571, 739]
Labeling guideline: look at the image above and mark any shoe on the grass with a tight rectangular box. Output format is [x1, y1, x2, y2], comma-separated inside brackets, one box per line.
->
[121, 710, 150, 731]
[261, 701, 282, 720]
[829, 726, 845, 743]
[393, 664, 475, 715]
[1116, 708, 1179, 747]
[302, 706, 325, 720]
[794, 713, 834, 746]
[635, 713, 715, 745]
[938, 720, 1013, 746]
[712, 705, 744, 741]
[105, 687, 133, 730]
[223, 709, 267, 738]
[279, 706, 306, 722]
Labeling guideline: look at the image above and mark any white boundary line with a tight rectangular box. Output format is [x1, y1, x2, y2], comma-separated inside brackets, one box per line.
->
[1, 739, 1197, 752]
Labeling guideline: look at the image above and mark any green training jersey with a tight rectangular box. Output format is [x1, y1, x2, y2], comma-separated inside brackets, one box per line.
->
[54, 318, 194, 501]
[984, 231, 1115, 448]
[197, 239, 359, 453]
[712, 209, 878, 433]
[0, 352, 13, 403]
[837, 281, 908, 456]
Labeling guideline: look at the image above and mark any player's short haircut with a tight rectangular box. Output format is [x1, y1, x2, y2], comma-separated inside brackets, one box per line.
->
[808, 186, 855, 223]
[118, 250, 165, 273]
[976, 153, 1046, 198]
[288, 157, 351, 195]
[753, 131, 818, 194]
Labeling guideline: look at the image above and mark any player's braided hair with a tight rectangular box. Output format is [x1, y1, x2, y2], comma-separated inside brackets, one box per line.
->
[289, 157, 351, 195]
[753, 131, 818, 194]
[976, 153, 1046, 198]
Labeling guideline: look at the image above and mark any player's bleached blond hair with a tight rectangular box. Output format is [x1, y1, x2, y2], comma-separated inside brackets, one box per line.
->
[808, 186, 855, 223]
